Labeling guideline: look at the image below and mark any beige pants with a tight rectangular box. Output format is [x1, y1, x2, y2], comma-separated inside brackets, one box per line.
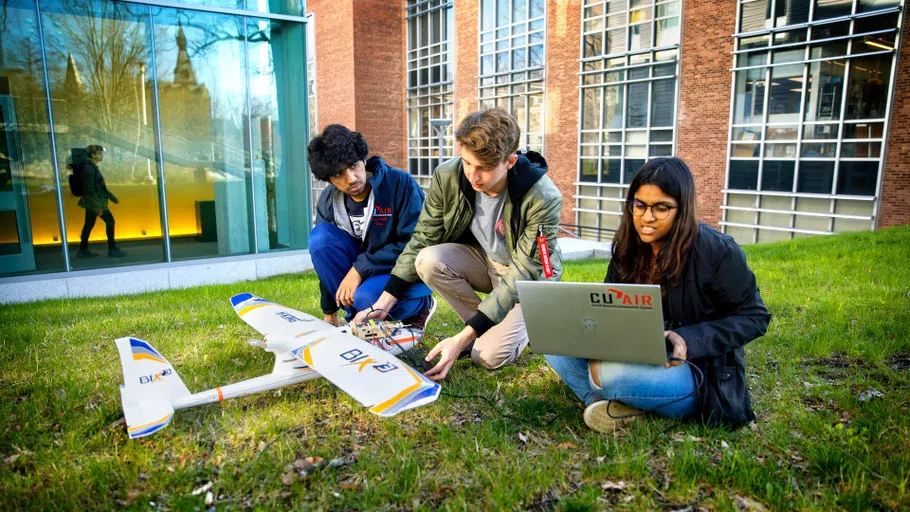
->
[415, 243, 528, 370]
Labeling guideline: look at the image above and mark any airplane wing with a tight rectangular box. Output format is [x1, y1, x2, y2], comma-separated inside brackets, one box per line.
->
[287, 327, 441, 417]
[231, 293, 440, 416]
[231, 293, 332, 337]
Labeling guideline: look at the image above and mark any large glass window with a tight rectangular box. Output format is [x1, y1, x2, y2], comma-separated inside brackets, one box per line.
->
[0, 0, 311, 278]
[0, 0, 62, 275]
[576, 0, 681, 241]
[724, 0, 901, 243]
[478, 0, 546, 153]
[42, 0, 164, 270]
[407, 0, 454, 187]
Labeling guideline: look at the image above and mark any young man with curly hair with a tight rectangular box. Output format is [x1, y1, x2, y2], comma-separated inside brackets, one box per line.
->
[308, 125, 436, 330]
[354, 109, 563, 381]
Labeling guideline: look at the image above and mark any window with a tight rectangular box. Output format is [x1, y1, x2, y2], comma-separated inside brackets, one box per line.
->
[723, 0, 901, 243]
[575, 0, 681, 241]
[478, 0, 546, 153]
[0, 0, 312, 278]
[407, 0, 454, 187]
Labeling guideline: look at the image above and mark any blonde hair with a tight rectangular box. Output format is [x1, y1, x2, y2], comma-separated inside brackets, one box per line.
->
[454, 108, 520, 168]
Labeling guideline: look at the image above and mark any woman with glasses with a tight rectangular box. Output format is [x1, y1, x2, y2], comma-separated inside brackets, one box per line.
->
[546, 157, 771, 433]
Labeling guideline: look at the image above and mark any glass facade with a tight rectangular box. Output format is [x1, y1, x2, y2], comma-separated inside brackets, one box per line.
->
[0, 0, 311, 278]
[724, 0, 902, 243]
[478, 0, 546, 153]
[575, 0, 682, 241]
[406, 0, 454, 187]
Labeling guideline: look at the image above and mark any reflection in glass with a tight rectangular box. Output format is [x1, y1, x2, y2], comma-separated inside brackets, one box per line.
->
[768, 64, 802, 123]
[804, 60, 843, 122]
[580, 159, 598, 182]
[774, 0, 810, 26]
[41, 0, 163, 270]
[733, 69, 765, 125]
[837, 161, 878, 195]
[0, 0, 64, 276]
[761, 160, 795, 191]
[153, 9, 252, 261]
[740, 0, 771, 32]
[602, 159, 621, 183]
[247, 18, 310, 252]
[729, 160, 759, 190]
[797, 161, 834, 193]
[626, 82, 648, 128]
[814, 0, 852, 20]
[845, 54, 891, 119]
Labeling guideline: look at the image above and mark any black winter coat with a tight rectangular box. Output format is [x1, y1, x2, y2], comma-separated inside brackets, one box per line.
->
[606, 223, 771, 427]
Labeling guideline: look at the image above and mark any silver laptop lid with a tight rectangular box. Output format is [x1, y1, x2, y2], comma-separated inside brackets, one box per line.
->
[517, 281, 667, 366]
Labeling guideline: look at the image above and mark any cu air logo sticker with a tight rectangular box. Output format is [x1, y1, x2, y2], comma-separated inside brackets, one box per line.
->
[589, 288, 655, 310]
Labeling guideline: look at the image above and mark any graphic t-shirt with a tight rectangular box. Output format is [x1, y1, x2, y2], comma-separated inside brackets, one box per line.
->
[470, 191, 511, 265]
[345, 194, 369, 239]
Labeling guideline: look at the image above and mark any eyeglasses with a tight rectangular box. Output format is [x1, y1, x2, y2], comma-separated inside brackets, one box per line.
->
[628, 200, 677, 220]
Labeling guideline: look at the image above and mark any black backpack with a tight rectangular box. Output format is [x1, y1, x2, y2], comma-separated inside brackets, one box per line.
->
[68, 148, 89, 197]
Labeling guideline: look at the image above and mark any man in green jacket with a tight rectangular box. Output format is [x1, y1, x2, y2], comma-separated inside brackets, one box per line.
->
[77, 145, 126, 258]
[354, 108, 563, 381]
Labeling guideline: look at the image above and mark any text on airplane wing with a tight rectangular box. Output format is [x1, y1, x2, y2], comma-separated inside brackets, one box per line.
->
[231, 293, 332, 337]
[266, 327, 440, 417]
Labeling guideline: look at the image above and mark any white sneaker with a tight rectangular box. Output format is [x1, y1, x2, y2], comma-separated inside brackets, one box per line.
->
[583, 400, 642, 433]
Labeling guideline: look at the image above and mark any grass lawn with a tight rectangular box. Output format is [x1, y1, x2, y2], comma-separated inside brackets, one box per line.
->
[1, 227, 909, 510]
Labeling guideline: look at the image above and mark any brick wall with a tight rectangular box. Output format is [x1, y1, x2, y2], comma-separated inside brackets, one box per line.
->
[307, 0, 407, 169]
[676, 0, 738, 228]
[308, 0, 356, 130]
[545, 0, 582, 227]
[454, 0, 479, 124]
[352, 1, 407, 169]
[878, 12, 910, 228]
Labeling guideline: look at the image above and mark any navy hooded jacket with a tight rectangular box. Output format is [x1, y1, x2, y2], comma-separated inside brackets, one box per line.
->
[314, 156, 425, 314]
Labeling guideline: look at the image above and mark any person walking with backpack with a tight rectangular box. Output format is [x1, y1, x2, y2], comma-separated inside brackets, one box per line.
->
[76, 145, 126, 258]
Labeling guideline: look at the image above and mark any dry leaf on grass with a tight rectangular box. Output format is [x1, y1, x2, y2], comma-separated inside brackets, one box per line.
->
[734, 494, 767, 511]
[602, 480, 629, 492]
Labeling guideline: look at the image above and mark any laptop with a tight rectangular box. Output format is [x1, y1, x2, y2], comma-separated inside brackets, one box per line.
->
[516, 281, 668, 366]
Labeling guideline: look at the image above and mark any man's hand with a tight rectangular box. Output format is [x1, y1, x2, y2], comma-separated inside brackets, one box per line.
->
[424, 326, 477, 381]
[335, 267, 362, 308]
[323, 312, 339, 326]
[664, 330, 688, 368]
[97, 209, 104, 217]
[352, 291, 398, 323]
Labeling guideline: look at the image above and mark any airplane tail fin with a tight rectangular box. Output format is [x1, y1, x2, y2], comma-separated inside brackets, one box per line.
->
[115, 337, 190, 439]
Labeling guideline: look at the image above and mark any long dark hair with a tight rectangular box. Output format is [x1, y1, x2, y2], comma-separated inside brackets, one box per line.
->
[611, 157, 699, 286]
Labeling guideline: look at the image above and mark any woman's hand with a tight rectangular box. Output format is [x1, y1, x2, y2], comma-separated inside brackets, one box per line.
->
[424, 326, 477, 381]
[664, 330, 688, 368]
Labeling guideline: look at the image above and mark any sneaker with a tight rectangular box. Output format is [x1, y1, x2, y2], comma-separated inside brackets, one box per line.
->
[108, 248, 127, 258]
[404, 297, 437, 331]
[583, 400, 642, 433]
[77, 249, 97, 258]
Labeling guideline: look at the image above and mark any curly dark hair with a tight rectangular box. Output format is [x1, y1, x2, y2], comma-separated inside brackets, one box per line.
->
[307, 124, 369, 181]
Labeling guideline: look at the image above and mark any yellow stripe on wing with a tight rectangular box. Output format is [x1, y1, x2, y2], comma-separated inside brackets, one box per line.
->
[133, 354, 167, 364]
[301, 337, 327, 367]
[369, 367, 424, 415]
[127, 412, 172, 432]
[237, 303, 269, 316]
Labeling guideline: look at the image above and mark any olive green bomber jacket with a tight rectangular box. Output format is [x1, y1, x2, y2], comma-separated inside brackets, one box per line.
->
[384, 151, 563, 337]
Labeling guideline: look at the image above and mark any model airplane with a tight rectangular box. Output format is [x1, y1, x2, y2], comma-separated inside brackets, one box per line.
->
[116, 293, 440, 439]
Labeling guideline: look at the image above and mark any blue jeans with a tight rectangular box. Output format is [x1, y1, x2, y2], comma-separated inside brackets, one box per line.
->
[544, 355, 698, 418]
[309, 222, 432, 321]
